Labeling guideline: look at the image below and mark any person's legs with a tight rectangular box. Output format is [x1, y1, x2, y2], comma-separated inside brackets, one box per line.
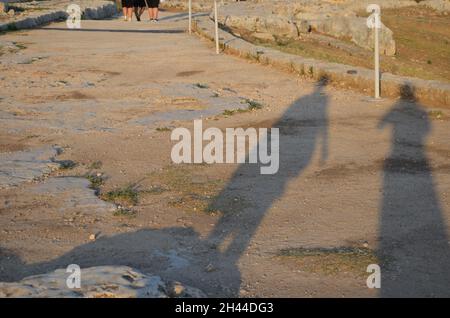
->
[121, 0, 133, 21]
[148, 7, 153, 21]
[152, 7, 158, 21]
[127, 7, 133, 21]
[148, 0, 159, 21]
[135, 6, 145, 21]
[122, 7, 128, 20]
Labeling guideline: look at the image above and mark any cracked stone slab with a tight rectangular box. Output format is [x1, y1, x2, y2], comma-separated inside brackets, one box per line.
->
[0, 265, 206, 298]
[0, 146, 61, 188]
[31, 177, 117, 214]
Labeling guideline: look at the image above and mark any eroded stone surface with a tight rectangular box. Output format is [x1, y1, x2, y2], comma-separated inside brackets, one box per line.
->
[0, 266, 206, 298]
[31, 177, 117, 214]
[0, 146, 61, 188]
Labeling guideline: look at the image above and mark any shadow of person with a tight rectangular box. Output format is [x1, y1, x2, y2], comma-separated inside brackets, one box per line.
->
[377, 85, 450, 297]
[206, 78, 330, 295]
[0, 79, 330, 297]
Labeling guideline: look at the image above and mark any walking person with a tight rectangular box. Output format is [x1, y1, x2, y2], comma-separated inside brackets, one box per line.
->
[121, 0, 134, 21]
[134, 0, 147, 21]
[148, 0, 160, 22]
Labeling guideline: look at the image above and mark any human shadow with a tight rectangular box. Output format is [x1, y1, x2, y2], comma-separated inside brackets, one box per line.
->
[205, 78, 330, 294]
[378, 85, 450, 297]
[0, 79, 330, 297]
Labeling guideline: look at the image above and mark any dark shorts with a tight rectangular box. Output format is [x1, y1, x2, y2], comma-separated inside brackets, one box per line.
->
[148, 0, 160, 8]
[121, 0, 134, 8]
[134, 0, 147, 8]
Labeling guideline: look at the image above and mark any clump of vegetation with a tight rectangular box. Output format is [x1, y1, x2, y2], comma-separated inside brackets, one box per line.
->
[156, 127, 172, 132]
[86, 174, 104, 190]
[222, 108, 247, 116]
[147, 165, 245, 214]
[222, 99, 264, 116]
[277, 246, 381, 276]
[428, 110, 444, 120]
[245, 99, 263, 110]
[113, 207, 137, 218]
[103, 185, 139, 206]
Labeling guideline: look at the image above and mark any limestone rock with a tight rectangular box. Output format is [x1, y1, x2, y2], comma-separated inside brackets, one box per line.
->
[220, 15, 299, 40]
[31, 177, 117, 215]
[308, 16, 396, 56]
[0, 1, 118, 32]
[0, 146, 61, 188]
[0, 266, 206, 298]
[215, 0, 397, 56]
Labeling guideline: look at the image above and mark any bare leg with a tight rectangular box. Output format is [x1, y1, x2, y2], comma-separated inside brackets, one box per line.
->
[147, 8, 152, 20]
[122, 7, 128, 20]
[152, 8, 159, 20]
[127, 7, 133, 21]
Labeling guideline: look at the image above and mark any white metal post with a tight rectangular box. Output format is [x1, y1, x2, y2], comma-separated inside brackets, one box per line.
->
[214, 0, 220, 54]
[367, 4, 381, 99]
[374, 13, 380, 99]
[188, 0, 192, 34]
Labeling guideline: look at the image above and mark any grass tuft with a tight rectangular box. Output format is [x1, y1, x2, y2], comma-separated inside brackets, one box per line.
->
[102, 185, 139, 206]
[278, 246, 381, 276]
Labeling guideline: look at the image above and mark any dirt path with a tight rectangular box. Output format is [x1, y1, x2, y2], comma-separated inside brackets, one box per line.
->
[0, 12, 449, 297]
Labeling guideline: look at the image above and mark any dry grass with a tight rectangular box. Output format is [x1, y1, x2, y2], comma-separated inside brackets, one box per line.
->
[277, 246, 380, 276]
[241, 6, 450, 82]
[146, 164, 250, 215]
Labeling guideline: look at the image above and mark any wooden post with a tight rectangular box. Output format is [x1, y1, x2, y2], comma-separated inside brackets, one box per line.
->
[214, 0, 220, 54]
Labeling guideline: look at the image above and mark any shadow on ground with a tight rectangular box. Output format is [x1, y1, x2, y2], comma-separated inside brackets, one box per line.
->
[1, 82, 449, 297]
[0, 79, 330, 296]
[378, 85, 450, 297]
